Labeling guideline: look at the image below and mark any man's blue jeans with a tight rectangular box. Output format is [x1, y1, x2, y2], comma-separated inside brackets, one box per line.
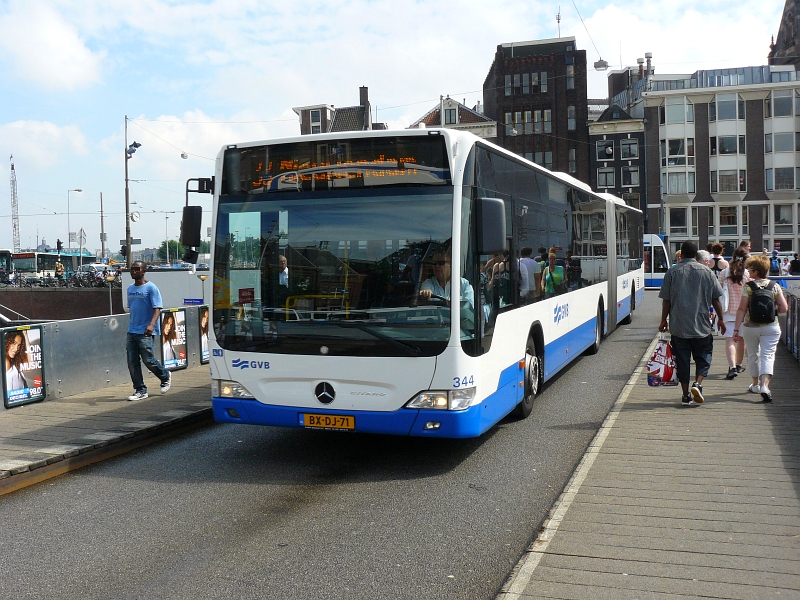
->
[127, 333, 169, 393]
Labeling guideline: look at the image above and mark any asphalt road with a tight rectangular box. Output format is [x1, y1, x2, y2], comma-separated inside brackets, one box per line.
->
[0, 292, 662, 600]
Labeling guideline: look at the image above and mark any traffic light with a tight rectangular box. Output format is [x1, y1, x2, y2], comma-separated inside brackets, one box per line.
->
[120, 244, 127, 257]
[57, 239, 63, 252]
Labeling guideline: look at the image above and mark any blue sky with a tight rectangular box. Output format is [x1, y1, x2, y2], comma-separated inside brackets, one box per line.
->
[0, 0, 786, 253]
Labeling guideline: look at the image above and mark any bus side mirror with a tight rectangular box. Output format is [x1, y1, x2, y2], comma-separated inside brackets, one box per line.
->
[478, 197, 506, 255]
[180, 205, 203, 249]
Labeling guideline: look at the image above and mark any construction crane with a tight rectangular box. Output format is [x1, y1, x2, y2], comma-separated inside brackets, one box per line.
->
[10, 155, 20, 252]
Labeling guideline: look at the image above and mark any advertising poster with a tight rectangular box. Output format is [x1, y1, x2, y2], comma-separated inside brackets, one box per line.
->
[3, 326, 46, 408]
[161, 309, 188, 371]
[199, 306, 210, 364]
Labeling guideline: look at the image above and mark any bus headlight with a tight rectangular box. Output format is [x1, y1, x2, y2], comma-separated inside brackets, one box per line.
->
[406, 388, 476, 411]
[212, 379, 255, 399]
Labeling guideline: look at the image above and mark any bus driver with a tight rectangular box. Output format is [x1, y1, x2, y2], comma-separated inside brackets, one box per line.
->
[418, 250, 474, 309]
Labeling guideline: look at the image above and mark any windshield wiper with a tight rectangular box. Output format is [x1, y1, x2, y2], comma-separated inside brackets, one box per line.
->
[331, 322, 421, 356]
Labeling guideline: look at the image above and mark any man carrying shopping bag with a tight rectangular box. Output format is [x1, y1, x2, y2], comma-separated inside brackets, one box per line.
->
[658, 241, 726, 406]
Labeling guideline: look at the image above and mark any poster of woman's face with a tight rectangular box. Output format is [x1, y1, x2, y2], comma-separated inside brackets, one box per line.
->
[199, 306, 209, 364]
[161, 309, 187, 371]
[4, 327, 45, 408]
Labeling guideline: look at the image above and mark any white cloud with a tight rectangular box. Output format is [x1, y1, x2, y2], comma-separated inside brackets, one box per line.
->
[0, 2, 104, 90]
[0, 120, 88, 170]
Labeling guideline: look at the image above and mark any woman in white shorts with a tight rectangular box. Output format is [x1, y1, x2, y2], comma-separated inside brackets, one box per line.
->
[718, 248, 750, 380]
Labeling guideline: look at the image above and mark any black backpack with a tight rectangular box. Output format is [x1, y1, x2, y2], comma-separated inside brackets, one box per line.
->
[747, 281, 777, 323]
[712, 257, 723, 274]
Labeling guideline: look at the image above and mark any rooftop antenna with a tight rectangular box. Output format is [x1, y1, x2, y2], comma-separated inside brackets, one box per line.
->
[9, 155, 20, 252]
[571, 0, 608, 70]
[557, 6, 561, 37]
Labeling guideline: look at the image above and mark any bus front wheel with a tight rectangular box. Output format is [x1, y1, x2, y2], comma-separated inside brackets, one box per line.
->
[513, 335, 541, 419]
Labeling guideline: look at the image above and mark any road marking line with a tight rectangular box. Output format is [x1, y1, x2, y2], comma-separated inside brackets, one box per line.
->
[500, 334, 660, 600]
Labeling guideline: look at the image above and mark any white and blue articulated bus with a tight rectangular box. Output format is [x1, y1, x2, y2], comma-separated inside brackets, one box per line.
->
[643, 233, 671, 289]
[198, 129, 643, 438]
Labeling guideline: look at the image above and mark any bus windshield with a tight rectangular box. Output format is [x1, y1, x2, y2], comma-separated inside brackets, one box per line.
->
[213, 186, 457, 357]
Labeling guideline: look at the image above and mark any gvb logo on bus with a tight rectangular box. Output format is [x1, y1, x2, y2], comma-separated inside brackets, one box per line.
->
[231, 358, 270, 370]
[553, 303, 569, 324]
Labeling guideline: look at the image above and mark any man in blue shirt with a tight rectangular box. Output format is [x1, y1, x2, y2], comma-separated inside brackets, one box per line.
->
[126, 261, 171, 400]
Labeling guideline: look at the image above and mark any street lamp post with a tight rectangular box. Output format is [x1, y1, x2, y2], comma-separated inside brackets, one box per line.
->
[67, 188, 82, 251]
[124, 115, 142, 269]
[165, 215, 169, 265]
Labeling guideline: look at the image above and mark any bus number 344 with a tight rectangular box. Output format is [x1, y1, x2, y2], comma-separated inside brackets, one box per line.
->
[453, 376, 474, 388]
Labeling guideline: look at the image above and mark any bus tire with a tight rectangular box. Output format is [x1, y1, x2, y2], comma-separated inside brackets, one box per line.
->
[513, 335, 541, 419]
[620, 283, 634, 325]
[585, 303, 603, 355]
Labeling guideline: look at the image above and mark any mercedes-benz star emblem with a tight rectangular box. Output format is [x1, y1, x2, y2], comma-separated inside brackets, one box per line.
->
[314, 382, 335, 404]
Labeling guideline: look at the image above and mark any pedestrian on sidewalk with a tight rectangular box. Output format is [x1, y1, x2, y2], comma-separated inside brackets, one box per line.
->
[718, 248, 750, 379]
[658, 241, 726, 406]
[126, 261, 171, 401]
[733, 254, 789, 402]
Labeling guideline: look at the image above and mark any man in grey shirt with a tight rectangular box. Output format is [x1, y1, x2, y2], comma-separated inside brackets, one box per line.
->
[658, 241, 726, 406]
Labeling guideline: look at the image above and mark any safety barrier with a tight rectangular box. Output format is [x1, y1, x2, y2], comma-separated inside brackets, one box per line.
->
[1, 305, 208, 410]
[786, 287, 800, 361]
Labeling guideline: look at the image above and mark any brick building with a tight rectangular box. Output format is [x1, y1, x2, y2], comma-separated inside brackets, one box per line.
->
[482, 36, 590, 184]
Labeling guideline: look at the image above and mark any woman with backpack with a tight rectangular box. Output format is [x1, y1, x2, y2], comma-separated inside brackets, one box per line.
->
[718, 248, 750, 379]
[732, 254, 789, 402]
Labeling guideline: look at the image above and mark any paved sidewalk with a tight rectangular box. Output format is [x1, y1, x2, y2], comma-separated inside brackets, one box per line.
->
[0, 366, 212, 495]
[500, 335, 800, 600]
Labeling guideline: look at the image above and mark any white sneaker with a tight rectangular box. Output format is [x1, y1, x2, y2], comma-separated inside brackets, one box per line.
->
[160, 373, 171, 394]
[760, 385, 773, 403]
[128, 390, 148, 401]
[748, 383, 761, 394]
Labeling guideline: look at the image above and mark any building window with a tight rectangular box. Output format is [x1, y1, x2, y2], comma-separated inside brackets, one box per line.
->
[543, 109, 552, 133]
[531, 72, 539, 93]
[445, 108, 457, 125]
[566, 65, 574, 90]
[662, 96, 694, 124]
[774, 132, 794, 152]
[764, 95, 772, 118]
[719, 206, 738, 235]
[670, 207, 688, 236]
[622, 166, 639, 186]
[568, 105, 576, 130]
[662, 138, 693, 166]
[668, 172, 687, 194]
[688, 172, 696, 193]
[739, 135, 746, 154]
[505, 112, 512, 135]
[776, 167, 794, 189]
[505, 75, 512, 96]
[711, 170, 717, 193]
[765, 133, 773, 153]
[310, 109, 321, 123]
[763, 208, 770, 236]
[569, 148, 577, 173]
[544, 151, 553, 170]
[743, 207, 749, 234]
[739, 170, 747, 191]
[534, 110, 542, 134]
[597, 140, 614, 160]
[773, 90, 793, 117]
[709, 208, 715, 236]
[766, 168, 774, 191]
[535, 152, 543, 166]
[719, 170, 738, 192]
[523, 73, 530, 94]
[540, 72, 548, 93]
[775, 204, 793, 233]
[525, 152, 533, 161]
[621, 139, 638, 158]
[719, 136, 739, 155]
[513, 74, 521, 95]
[524, 111, 532, 134]
[311, 125, 321, 134]
[710, 93, 743, 121]
[598, 167, 615, 187]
